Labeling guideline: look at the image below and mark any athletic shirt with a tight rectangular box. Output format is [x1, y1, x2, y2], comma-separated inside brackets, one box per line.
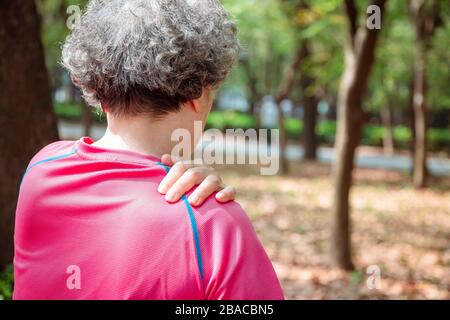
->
[13, 137, 284, 300]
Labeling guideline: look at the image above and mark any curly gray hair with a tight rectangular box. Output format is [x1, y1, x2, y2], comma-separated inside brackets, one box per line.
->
[62, 0, 240, 116]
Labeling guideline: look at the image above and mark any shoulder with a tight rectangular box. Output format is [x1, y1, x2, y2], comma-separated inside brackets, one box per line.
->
[27, 140, 77, 167]
[191, 197, 258, 244]
[195, 198, 251, 228]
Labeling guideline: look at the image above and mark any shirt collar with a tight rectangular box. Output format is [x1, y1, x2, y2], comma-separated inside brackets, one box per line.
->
[75, 137, 161, 165]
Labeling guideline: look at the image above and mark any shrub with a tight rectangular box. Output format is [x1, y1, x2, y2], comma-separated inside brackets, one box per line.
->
[0, 265, 13, 300]
[206, 111, 256, 131]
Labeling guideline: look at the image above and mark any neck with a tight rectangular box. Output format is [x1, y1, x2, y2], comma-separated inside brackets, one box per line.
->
[93, 112, 191, 158]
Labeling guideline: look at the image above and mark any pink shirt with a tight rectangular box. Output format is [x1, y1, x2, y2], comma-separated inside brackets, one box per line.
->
[14, 137, 283, 300]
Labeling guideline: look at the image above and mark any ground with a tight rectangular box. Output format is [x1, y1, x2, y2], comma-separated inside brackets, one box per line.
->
[218, 162, 450, 299]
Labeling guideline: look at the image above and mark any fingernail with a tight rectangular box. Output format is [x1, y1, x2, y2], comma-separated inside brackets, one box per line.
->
[189, 196, 199, 206]
[165, 192, 177, 202]
[159, 187, 167, 194]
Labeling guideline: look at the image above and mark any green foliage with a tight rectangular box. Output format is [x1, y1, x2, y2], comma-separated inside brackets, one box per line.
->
[206, 111, 449, 152]
[38, 0, 89, 68]
[367, 0, 450, 114]
[0, 265, 14, 300]
[349, 270, 365, 286]
[54, 102, 104, 122]
[54, 102, 83, 119]
[285, 117, 303, 138]
[429, 128, 450, 151]
[206, 111, 256, 131]
[222, 0, 298, 95]
[429, 18, 450, 110]
[221, 0, 449, 122]
[40, 0, 449, 153]
[367, 1, 414, 114]
[316, 120, 337, 144]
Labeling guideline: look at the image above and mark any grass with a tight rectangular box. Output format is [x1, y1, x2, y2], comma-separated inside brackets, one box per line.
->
[217, 162, 450, 299]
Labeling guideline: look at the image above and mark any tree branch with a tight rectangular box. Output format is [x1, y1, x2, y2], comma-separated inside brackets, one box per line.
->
[352, 0, 387, 99]
[275, 44, 308, 104]
[344, 0, 358, 42]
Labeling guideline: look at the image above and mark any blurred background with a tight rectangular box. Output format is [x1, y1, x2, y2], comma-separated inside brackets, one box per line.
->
[0, 0, 449, 299]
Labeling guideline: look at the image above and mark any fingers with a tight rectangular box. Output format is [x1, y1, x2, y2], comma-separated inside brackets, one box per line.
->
[158, 161, 192, 195]
[188, 175, 224, 207]
[160, 154, 178, 167]
[164, 167, 206, 203]
[158, 157, 235, 206]
[215, 185, 236, 203]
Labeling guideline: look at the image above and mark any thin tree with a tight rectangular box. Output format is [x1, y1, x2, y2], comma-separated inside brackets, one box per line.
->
[381, 103, 395, 155]
[299, 39, 319, 160]
[81, 100, 93, 137]
[282, 0, 320, 161]
[0, 0, 59, 270]
[241, 56, 262, 117]
[332, 0, 386, 270]
[275, 44, 309, 174]
[408, 0, 442, 188]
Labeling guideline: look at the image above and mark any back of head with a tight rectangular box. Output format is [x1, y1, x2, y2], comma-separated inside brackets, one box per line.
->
[62, 0, 240, 117]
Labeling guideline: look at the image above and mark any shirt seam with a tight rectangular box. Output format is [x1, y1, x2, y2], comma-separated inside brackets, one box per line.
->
[20, 147, 78, 187]
[156, 162, 205, 285]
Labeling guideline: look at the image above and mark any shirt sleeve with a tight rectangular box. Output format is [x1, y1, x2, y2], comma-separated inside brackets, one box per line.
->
[194, 200, 284, 300]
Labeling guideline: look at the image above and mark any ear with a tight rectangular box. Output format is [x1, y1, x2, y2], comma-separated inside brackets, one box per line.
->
[188, 98, 202, 113]
[100, 102, 109, 113]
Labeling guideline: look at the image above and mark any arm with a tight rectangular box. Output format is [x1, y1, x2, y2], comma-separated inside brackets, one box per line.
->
[196, 201, 284, 300]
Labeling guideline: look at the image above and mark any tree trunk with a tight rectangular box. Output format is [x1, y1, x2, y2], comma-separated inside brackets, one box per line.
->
[408, 76, 416, 169]
[332, 113, 362, 270]
[332, 0, 385, 271]
[332, 50, 365, 271]
[275, 44, 308, 174]
[299, 42, 319, 160]
[412, 43, 428, 188]
[381, 103, 395, 155]
[326, 94, 337, 121]
[69, 82, 79, 103]
[408, 0, 442, 188]
[241, 59, 260, 116]
[0, 0, 59, 271]
[303, 97, 318, 160]
[81, 101, 93, 137]
[264, 43, 274, 95]
[277, 109, 289, 174]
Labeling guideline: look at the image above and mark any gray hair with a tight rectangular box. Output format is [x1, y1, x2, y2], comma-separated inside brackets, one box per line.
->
[62, 0, 240, 116]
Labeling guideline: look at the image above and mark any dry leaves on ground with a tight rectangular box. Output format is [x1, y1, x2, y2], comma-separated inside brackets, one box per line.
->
[217, 162, 450, 299]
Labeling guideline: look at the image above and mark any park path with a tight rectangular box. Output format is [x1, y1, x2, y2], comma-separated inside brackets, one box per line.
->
[59, 120, 450, 177]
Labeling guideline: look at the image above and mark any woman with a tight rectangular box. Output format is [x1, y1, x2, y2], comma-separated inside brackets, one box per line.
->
[14, 0, 283, 299]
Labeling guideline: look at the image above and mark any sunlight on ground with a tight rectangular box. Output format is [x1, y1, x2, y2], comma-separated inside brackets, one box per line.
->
[218, 162, 450, 299]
